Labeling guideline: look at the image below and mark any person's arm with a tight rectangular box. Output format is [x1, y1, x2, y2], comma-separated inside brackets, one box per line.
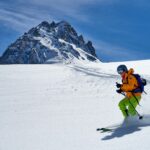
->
[121, 75, 137, 92]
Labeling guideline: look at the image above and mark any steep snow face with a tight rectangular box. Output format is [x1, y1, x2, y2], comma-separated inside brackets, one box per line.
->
[0, 21, 99, 64]
[0, 60, 150, 150]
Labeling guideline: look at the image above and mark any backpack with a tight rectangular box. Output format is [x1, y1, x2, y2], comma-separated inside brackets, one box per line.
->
[132, 74, 147, 93]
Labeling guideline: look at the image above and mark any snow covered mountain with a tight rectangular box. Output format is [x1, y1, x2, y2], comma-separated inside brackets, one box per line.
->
[0, 21, 99, 64]
[0, 60, 150, 150]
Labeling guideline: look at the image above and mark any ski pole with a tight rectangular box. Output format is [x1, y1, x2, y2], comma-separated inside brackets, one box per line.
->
[120, 92, 143, 119]
[131, 92, 141, 106]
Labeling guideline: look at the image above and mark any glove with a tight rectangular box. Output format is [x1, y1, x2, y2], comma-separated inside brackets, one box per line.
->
[116, 83, 122, 88]
[116, 89, 122, 93]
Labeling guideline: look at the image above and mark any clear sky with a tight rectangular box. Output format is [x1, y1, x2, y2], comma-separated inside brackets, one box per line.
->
[0, 0, 150, 62]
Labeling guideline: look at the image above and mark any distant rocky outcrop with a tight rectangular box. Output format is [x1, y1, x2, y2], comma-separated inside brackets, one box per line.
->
[0, 21, 99, 64]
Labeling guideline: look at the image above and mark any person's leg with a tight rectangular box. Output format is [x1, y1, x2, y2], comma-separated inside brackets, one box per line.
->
[118, 97, 129, 117]
[128, 96, 141, 116]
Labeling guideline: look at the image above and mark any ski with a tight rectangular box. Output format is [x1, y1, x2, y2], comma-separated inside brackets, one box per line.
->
[96, 123, 122, 133]
[96, 128, 113, 133]
[97, 116, 144, 133]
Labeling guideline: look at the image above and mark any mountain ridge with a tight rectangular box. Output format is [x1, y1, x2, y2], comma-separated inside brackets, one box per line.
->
[0, 20, 99, 64]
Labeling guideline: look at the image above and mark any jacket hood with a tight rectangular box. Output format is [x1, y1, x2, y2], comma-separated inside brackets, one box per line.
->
[128, 68, 134, 75]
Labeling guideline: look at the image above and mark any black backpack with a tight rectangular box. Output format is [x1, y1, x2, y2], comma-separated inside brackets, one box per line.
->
[132, 74, 147, 93]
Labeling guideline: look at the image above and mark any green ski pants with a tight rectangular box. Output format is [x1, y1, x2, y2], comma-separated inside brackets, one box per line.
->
[118, 96, 141, 117]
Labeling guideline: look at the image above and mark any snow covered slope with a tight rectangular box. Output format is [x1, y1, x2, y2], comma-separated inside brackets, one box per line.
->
[0, 60, 150, 150]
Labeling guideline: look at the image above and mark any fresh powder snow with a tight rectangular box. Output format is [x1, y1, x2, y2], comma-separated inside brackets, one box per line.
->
[0, 60, 150, 150]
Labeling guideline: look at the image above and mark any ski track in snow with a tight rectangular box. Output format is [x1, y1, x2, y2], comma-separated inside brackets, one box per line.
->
[0, 60, 150, 150]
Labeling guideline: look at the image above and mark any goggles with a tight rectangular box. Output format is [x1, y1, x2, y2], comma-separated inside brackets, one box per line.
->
[117, 69, 124, 74]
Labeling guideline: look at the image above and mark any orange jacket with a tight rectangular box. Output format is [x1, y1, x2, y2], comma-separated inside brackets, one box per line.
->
[120, 68, 142, 98]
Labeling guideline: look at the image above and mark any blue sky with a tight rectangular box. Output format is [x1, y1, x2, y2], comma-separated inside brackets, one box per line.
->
[0, 0, 150, 62]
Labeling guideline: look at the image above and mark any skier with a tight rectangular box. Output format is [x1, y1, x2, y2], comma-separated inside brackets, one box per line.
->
[116, 65, 142, 118]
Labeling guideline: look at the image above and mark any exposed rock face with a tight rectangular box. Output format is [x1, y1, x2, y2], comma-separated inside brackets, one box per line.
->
[0, 21, 99, 64]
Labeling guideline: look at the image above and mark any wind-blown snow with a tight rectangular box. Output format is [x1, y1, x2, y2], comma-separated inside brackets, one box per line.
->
[0, 60, 150, 150]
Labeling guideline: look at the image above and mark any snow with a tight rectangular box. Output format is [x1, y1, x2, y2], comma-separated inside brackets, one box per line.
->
[34, 36, 59, 53]
[0, 60, 150, 150]
[59, 39, 99, 63]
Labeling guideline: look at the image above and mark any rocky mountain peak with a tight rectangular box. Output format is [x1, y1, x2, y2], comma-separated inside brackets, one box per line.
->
[0, 20, 99, 64]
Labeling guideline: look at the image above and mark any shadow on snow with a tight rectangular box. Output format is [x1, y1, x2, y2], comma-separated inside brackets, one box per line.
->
[101, 115, 150, 140]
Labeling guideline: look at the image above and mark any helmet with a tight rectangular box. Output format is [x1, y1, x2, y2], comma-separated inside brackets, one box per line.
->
[117, 65, 128, 74]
